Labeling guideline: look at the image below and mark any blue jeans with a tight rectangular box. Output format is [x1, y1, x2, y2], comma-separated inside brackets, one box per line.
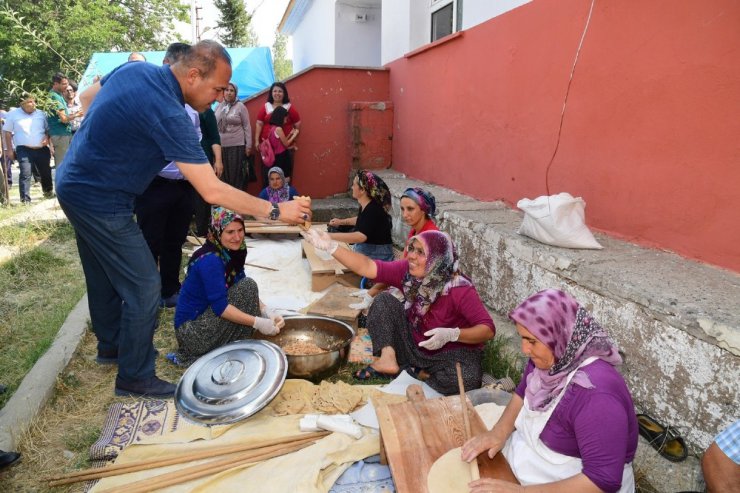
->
[60, 201, 161, 382]
[354, 242, 395, 261]
[16, 146, 52, 202]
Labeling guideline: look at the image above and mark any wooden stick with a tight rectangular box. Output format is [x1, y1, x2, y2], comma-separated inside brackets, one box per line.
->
[244, 262, 279, 272]
[47, 431, 328, 485]
[456, 361, 480, 481]
[98, 439, 316, 493]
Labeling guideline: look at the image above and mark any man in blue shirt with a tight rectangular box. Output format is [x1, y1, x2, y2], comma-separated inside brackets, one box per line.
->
[135, 42, 198, 309]
[56, 40, 311, 398]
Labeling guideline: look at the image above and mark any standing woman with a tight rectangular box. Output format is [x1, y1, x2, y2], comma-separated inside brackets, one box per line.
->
[255, 82, 301, 185]
[215, 82, 252, 190]
[64, 82, 84, 135]
[328, 170, 394, 261]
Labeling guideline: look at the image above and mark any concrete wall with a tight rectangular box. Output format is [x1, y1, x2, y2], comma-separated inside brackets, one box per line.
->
[385, 0, 740, 273]
[335, 2, 382, 67]
[244, 66, 391, 199]
[377, 170, 740, 464]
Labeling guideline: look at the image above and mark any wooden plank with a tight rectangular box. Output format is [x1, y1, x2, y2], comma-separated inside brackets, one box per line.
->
[301, 240, 351, 274]
[378, 393, 518, 493]
[304, 284, 361, 326]
[245, 225, 303, 234]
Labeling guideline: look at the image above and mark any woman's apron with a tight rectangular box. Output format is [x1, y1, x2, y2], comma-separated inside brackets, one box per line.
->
[502, 357, 635, 492]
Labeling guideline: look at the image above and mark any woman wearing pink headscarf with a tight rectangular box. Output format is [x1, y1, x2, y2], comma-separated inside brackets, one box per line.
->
[461, 289, 638, 493]
[303, 228, 494, 395]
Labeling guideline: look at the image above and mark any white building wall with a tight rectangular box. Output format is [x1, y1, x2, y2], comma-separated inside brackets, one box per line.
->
[380, 0, 532, 65]
[291, 0, 336, 72]
[335, 2, 382, 67]
[381, 0, 411, 64]
[462, 0, 531, 30]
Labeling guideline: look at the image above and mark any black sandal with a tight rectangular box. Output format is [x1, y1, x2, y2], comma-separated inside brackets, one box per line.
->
[354, 366, 397, 381]
[637, 413, 688, 462]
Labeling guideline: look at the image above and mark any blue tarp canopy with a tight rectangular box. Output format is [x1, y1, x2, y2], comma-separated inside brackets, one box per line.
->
[79, 46, 275, 100]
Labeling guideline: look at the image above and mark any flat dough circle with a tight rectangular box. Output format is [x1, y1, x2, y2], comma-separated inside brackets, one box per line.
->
[427, 446, 472, 493]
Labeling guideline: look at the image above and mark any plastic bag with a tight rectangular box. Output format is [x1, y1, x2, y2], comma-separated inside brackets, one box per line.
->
[517, 192, 603, 249]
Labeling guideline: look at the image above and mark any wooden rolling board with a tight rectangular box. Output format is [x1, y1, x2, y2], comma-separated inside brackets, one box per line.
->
[376, 385, 518, 492]
[301, 239, 351, 274]
[302, 239, 362, 290]
[303, 284, 362, 326]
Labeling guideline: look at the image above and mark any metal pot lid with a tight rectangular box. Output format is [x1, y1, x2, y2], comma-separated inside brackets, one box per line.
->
[175, 339, 287, 426]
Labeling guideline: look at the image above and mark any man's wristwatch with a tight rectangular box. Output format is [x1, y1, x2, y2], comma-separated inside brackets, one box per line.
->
[269, 203, 280, 221]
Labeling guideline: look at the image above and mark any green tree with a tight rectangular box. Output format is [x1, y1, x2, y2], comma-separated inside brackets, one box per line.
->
[0, 0, 189, 107]
[214, 0, 257, 48]
[272, 32, 292, 81]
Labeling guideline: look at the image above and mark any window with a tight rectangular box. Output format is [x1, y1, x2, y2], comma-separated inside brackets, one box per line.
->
[430, 0, 463, 42]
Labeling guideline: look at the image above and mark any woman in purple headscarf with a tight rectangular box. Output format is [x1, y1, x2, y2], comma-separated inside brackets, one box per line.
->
[351, 187, 440, 310]
[303, 228, 495, 395]
[461, 289, 638, 493]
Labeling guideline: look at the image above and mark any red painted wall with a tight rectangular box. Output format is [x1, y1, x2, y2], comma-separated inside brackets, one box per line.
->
[244, 66, 390, 198]
[386, 0, 740, 272]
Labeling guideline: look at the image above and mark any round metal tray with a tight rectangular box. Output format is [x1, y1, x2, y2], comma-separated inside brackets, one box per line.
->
[175, 339, 287, 426]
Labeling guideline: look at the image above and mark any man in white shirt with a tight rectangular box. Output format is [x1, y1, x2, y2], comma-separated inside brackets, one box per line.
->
[2, 95, 54, 202]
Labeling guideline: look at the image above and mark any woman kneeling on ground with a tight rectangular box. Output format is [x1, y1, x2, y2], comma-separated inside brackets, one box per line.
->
[258, 166, 299, 205]
[303, 228, 494, 395]
[327, 169, 394, 261]
[169, 208, 285, 366]
[461, 288, 638, 493]
[351, 187, 440, 310]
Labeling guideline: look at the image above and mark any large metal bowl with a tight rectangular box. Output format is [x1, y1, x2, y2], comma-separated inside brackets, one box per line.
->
[252, 315, 355, 382]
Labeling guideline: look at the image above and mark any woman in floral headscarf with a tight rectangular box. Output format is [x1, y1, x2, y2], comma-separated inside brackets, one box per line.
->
[461, 289, 637, 493]
[327, 169, 394, 261]
[169, 207, 285, 366]
[302, 228, 495, 394]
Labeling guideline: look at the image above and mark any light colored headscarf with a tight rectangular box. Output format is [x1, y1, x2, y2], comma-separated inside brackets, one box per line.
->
[265, 166, 290, 204]
[509, 288, 622, 411]
[402, 231, 472, 330]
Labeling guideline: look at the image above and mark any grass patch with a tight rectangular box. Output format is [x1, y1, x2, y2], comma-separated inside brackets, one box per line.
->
[481, 335, 525, 385]
[0, 221, 86, 409]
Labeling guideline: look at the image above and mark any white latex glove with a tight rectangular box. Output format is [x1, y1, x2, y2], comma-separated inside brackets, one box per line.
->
[349, 289, 368, 298]
[253, 316, 281, 336]
[418, 327, 460, 350]
[261, 307, 286, 331]
[301, 228, 338, 254]
[349, 292, 374, 310]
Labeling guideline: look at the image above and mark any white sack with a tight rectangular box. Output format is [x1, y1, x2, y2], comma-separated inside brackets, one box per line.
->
[517, 192, 603, 249]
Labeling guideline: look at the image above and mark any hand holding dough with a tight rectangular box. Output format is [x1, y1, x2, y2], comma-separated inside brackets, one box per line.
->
[427, 447, 473, 493]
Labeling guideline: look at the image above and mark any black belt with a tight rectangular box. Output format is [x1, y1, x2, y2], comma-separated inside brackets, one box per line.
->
[153, 176, 189, 184]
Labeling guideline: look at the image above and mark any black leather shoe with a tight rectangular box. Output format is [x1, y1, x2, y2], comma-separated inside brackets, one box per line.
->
[0, 450, 21, 470]
[114, 376, 176, 398]
[96, 348, 118, 365]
